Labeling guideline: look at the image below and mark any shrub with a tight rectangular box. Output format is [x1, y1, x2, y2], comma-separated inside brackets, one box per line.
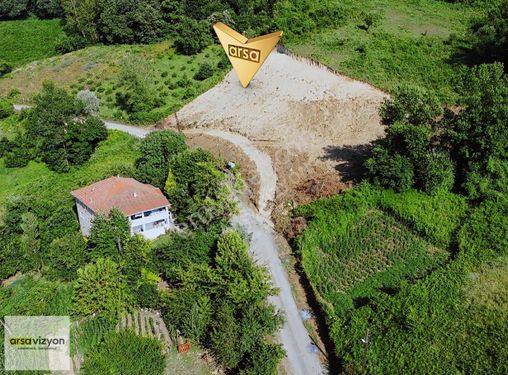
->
[0, 99, 13, 118]
[77, 89, 100, 116]
[366, 147, 414, 192]
[0, 59, 12, 76]
[194, 62, 214, 81]
[55, 34, 86, 54]
[417, 150, 455, 194]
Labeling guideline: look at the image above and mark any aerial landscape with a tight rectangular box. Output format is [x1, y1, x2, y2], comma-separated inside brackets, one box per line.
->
[0, 0, 506, 374]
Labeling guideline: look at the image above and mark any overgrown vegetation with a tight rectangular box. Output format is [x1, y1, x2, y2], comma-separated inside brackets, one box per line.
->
[292, 8, 508, 368]
[0, 43, 229, 124]
[0, 19, 64, 67]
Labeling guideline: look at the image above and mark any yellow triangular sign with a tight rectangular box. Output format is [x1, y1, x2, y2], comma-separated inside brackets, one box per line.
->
[213, 22, 283, 88]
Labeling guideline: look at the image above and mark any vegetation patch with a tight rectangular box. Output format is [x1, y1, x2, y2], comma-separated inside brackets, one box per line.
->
[0, 19, 64, 67]
[282, 0, 481, 102]
[0, 43, 229, 124]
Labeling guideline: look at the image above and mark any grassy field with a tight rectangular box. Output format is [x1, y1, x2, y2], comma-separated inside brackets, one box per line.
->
[295, 184, 507, 373]
[0, 42, 229, 123]
[295, 185, 450, 315]
[283, 0, 481, 101]
[0, 19, 64, 67]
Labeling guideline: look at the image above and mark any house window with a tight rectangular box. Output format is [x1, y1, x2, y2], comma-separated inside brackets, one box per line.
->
[131, 213, 143, 220]
[144, 207, 165, 217]
[132, 225, 143, 233]
[145, 219, 166, 231]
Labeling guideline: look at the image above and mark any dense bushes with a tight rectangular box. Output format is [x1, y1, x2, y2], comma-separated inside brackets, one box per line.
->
[166, 148, 236, 228]
[5, 82, 108, 172]
[0, 59, 11, 76]
[134, 130, 187, 189]
[0, 0, 62, 20]
[368, 64, 508, 198]
[158, 229, 284, 374]
[0, 99, 13, 118]
[466, 0, 508, 67]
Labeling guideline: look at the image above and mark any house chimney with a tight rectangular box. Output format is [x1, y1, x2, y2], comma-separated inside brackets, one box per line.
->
[133, 192, 138, 198]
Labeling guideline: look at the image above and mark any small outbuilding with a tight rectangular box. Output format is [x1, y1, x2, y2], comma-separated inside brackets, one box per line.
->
[71, 176, 174, 240]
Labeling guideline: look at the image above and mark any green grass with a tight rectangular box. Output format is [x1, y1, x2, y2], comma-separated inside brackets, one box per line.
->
[0, 275, 72, 316]
[296, 185, 449, 315]
[0, 19, 64, 67]
[0, 42, 229, 124]
[165, 346, 215, 375]
[377, 188, 469, 247]
[295, 184, 507, 373]
[283, 0, 481, 101]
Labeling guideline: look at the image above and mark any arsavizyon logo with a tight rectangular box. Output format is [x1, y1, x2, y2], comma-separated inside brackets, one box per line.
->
[228, 44, 261, 63]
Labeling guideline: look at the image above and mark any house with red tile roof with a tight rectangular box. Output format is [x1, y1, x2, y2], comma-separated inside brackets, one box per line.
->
[71, 176, 174, 240]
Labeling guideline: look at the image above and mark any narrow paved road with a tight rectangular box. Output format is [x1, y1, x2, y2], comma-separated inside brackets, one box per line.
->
[12, 106, 324, 375]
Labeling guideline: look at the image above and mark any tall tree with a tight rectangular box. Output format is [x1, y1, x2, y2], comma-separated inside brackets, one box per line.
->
[447, 63, 508, 196]
[25, 82, 107, 172]
[73, 257, 132, 316]
[134, 130, 187, 189]
[88, 208, 130, 261]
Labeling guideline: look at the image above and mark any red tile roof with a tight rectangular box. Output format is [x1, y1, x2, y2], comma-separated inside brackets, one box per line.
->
[71, 176, 170, 216]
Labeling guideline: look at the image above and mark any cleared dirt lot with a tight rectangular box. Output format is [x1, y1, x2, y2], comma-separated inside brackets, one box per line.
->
[162, 51, 387, 206]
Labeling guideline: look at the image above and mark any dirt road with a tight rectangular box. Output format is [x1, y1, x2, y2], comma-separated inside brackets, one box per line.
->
[99, 122, 324, 375]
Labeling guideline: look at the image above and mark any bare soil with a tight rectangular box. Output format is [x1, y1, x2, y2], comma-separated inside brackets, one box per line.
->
[161, 52, 387, 208]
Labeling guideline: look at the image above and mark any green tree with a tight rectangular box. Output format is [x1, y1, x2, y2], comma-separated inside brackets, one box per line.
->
[174, 17, 212, 55]
[121, 235, 152, 287]
[73, 257, 132, 316]
[88, 208, 130, 261]
[416, 150, 455, 194]
[153, 228, 217, 279]
[379, 84, 442, 126]
[46, 232, 88, 281]
[20, 212, 42, 271]
[215, 230, 272, 304]
[61, 0, 101, 42]
[166, 149, 236, 227]
[0, 0, 30, 19]
[97, 0, 165, 44]
[447, 63, 508, 195]
[240, 342, 285, 375]
[25, 82, 107, 172]
[210, 301, 243, 368]
[134, 130, 187, 189]
[467, 1, 508, 67]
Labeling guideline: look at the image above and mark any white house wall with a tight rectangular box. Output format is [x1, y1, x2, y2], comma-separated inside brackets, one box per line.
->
[76, 200, 95, 236]
[128, 206, 174, 240]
